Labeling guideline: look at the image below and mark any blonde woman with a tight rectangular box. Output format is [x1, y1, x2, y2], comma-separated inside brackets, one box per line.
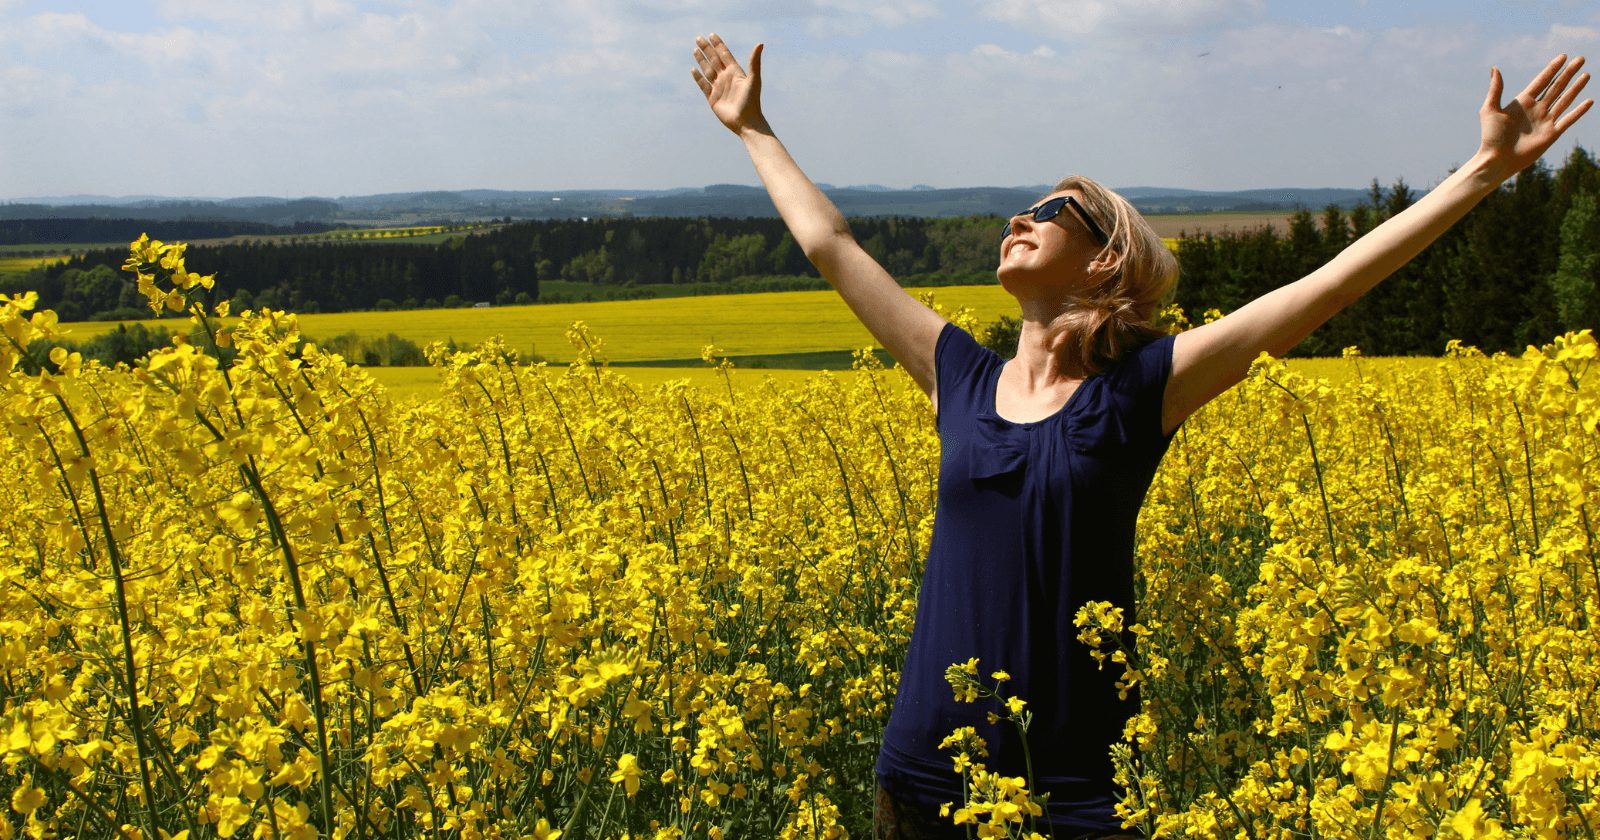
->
[692, 33, 1590, 838]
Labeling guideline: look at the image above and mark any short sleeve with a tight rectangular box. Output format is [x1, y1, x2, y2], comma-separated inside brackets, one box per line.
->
[1105, 334, 1176, 444]
[934, 323, 1000, 428]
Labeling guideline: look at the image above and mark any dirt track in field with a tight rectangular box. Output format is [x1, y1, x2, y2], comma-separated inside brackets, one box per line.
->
[1143, 211, 1290, 237]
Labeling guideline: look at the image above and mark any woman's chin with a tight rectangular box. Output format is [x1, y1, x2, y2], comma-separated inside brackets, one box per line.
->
[995, 262, 1043, 294]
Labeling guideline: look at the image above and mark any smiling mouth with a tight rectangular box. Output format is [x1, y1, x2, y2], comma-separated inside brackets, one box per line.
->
[1005, 241, 1035, 259]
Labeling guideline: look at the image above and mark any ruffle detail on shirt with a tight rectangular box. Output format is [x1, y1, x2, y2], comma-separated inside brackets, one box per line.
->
[968, 380, 1130, 480]
[968, 414, 1030, 479]
[1061, 382, 1131, 455]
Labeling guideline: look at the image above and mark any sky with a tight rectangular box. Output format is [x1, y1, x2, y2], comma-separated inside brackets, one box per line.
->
[1, 0, 1597, 199]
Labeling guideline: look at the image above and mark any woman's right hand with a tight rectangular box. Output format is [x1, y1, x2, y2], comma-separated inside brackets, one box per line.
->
[692, 34, 768, 135]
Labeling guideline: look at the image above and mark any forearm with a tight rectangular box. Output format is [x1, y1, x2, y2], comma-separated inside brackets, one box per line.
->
[731, 120, 945, 394]
[1306, 152, 1503, 305]
[737, 124, 856, 265]
[1169, 152, 1508, 420]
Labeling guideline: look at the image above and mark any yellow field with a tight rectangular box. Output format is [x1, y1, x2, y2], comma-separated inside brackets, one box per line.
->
[362, 356, 1434, 403]
[0, 255, 66, 278]
[8, 240, 1596, 837]
[364, 364, 826, 400]
[62, 284, 1021, 362]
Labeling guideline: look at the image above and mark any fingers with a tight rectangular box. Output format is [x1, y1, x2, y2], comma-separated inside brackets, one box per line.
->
[1519, 53, 1567, 101]
[1548, 68, 1590, 119]
[748, 42, 763, 85]
[708, 33, 738, 72]
[1484, 66, 1504, 112]
[1538, 55, 1585, 107]
[691, 68, 711, 96]
[1556, 97, 1594, 134]
[693, 32, 745, 89]
[694, 33, 731, 77]
[693, 37, 716, 80]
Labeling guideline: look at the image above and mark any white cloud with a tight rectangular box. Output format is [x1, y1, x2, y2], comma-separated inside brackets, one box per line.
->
[0, 1, 1593, 197]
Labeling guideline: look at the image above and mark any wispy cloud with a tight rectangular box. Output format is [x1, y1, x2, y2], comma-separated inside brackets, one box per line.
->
[0, 1, 1594, 197]
[980, 0, 1263, 41]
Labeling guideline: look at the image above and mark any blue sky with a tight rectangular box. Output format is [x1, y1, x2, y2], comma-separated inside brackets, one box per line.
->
[1, 0, 1596, 198]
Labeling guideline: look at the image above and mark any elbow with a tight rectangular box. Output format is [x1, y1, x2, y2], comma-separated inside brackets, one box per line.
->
[799, 221, 855, 266]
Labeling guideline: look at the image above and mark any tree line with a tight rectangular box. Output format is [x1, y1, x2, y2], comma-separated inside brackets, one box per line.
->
[10, 215, 1000, 320]
[1176, 147, 1599, 355]
[6, 147, 1596, 356]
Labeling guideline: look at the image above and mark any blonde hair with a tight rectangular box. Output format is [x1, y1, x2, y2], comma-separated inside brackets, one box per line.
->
[1049, 175, 1178, 375]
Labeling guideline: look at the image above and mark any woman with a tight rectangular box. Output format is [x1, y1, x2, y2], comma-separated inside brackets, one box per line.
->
[691, 33, 1590, 838]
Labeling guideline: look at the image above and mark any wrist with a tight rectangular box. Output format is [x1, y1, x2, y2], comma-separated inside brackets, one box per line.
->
[1463, 149, 1521, 190]
[736, 117, 774, 140]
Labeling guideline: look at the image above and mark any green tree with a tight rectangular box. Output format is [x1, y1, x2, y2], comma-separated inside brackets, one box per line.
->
[698, 233, 766, 283]
[979, 315, 1021, 358]
[1551, 190, 1600, 331]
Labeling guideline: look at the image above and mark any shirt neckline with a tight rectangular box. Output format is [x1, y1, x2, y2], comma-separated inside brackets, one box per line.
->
[985, 360, 1100, 429]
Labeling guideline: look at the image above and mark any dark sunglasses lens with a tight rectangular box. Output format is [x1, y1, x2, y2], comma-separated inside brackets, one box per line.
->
[1034, 197, 1067, 223]
[1002, 197, 1075, 239]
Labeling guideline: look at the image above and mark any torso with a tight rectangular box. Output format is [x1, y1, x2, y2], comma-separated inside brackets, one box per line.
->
[875, 323, 1180, 835]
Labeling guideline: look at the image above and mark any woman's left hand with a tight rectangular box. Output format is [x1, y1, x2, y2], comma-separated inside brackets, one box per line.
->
[1478, 54, 1592, 180]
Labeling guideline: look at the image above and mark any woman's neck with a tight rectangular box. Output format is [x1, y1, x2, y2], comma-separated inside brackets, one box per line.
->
[1010, 306, 1091, 385]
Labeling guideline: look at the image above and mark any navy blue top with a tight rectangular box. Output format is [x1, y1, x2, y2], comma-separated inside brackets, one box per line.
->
[876, 322, 1177, 835]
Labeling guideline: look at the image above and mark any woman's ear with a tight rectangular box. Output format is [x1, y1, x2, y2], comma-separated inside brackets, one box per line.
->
[1088, 249, 1122, 280]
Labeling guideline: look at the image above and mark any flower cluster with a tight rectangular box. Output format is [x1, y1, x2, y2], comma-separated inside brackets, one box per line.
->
[1090, 332, 1600, 836]
[0, 239, 935, 838]
[939, 660, 1047, 839]
[3, 235, 1596, 838]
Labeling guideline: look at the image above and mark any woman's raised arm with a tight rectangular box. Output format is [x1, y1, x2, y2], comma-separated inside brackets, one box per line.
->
[692, 33, 947, 397]
[1164, 54, 1593, 434]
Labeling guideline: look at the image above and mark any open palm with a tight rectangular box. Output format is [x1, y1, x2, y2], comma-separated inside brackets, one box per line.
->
[1479, 55, 1592, 177]
[692, 34, 767, 135]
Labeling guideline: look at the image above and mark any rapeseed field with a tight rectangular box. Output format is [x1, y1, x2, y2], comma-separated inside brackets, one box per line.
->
[2, 239, 1595, 837]
[60, 285, 1022, 365]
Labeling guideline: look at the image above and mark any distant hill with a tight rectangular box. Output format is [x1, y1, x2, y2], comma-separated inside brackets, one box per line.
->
[2, 184, 1371, 230]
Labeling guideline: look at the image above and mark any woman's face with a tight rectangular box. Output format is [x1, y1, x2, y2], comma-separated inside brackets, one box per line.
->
[995, 190, 1104, 295]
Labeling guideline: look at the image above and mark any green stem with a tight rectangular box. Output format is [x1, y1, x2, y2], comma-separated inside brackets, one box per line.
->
[244, 455, 339, 832]
[50, 396, 164, 840]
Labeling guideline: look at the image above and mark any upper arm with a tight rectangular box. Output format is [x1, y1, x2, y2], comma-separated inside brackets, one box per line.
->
[809, 237, 949, 398]
[1163, 269, 1354, 433]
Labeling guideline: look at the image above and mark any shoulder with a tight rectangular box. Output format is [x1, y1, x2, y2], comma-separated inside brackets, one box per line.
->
[935, 322, 1003, 378]
[1089, 334, 1177, 444]
[1106, 334, 1176, 391]
[933, 323, 1001, 420]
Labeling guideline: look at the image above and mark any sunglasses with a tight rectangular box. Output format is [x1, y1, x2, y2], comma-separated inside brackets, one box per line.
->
[1001, 195, 1110, 245]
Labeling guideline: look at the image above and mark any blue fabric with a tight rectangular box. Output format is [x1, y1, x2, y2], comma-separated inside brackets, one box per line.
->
[875, 322, 1177, 835]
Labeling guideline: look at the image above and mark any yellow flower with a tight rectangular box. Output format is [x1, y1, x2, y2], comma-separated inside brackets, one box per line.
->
[610, 752, 642, 797]
[9, 779, 45, 815]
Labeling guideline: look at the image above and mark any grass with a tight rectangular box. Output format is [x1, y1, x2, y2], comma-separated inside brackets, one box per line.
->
[277, 224, 499, 246]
